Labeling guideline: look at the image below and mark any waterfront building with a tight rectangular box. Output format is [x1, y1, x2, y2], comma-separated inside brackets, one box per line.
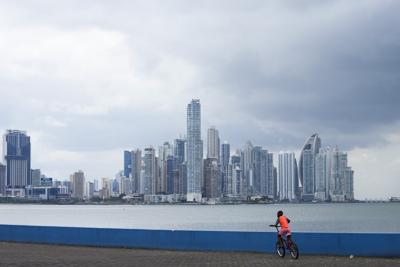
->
[144, 147, 156, 195]
[25, 186, 58, 200]
[251, 147, 275, 198]
[31, 169, 41, 187]
[203, 158, 220, 199]
[100, 178, 112, 199]
[299, 134, 321, 201]
[139, 169, 146, 194]
[85, 181, 94, 199]
[242, 141, 253, 196]
[345, 167, 354, 201]
[207, 127, 220, 160]
[166, 155, 179, 194]
[278, 152, 298, 202]
[315, 147, 332, 201]
[220, 142, 230, 195]
[186, 99, 203, 202]
[174, 138, 186, 195]
[266, 152, 275, 199]
[314, 146, 355, 202]
[3, 130, 31, 188]
[119, 176, 131, 195]
[111, 178, 120, 196]
[123, 151, 132, 178]
[225, 163, 242, 197]
[330, 147, 348, 202]
[0, 163, 5, 195]
[159, 142, 173, 194]
[70, 170, 85, 200]
[130, 149, 142, 194]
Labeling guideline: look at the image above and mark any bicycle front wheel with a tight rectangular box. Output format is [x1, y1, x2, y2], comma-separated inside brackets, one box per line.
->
[275, 241, 285, 257]
[289, 242, 299, 259]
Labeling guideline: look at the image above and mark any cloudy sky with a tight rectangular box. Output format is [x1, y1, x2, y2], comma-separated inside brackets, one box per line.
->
[0, 1, 399, 199]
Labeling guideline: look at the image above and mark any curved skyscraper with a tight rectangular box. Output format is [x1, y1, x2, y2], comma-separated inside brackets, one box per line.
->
[299, 134, 321, 201]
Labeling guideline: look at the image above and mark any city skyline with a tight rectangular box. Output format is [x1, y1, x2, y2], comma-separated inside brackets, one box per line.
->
[0, 1, 399, 199]
[0, 99, 355, 203]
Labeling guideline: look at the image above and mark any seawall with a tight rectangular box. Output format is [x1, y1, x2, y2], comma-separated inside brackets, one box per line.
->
[0, 225, 399, 257]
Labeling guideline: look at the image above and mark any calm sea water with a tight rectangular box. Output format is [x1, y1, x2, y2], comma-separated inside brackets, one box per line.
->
[0, 203, 398, 233]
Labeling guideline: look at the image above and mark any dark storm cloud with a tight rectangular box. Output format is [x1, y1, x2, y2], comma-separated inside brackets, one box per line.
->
[186, 0, 400, 149]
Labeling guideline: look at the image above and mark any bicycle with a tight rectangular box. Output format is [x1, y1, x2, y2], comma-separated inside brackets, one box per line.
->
[269, 224, 299, 259]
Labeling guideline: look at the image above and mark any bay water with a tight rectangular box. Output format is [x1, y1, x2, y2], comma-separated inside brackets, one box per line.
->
[0, 203, 398, 233]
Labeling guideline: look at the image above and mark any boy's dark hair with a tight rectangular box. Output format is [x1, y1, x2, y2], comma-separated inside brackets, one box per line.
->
[277, 210, 283, 217]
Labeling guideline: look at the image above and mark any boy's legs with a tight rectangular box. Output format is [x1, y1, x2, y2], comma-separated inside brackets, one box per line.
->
[277, 234, 284, 247]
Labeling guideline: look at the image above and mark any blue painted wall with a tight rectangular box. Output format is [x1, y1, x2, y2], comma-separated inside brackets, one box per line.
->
[0, 225, 399, 257]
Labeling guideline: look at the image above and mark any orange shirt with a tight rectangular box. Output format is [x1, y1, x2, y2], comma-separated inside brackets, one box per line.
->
[279, 215, 289, 229]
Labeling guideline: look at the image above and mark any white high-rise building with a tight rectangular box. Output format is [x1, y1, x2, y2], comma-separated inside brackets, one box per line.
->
[186, 99, 203, 202]
[207, 126, 220, 160]
[85, 181, 94, 199]
[299, 134, 321, 201]
[278, 152, 298, 202]
[314, 146, 355, 202]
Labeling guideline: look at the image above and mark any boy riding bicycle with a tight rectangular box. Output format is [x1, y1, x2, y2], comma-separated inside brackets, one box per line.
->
[274, 210, 292, 248]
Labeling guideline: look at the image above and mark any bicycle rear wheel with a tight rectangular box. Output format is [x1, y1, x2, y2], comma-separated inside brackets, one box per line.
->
[275, 241, 285, 257]
[289, 242, 299, 259]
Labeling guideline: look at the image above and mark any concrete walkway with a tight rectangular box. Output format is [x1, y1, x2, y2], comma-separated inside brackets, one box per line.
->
[0, 242, 399, 267]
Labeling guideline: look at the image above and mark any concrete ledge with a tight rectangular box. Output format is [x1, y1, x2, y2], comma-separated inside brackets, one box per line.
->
[0, 225, 399, 257]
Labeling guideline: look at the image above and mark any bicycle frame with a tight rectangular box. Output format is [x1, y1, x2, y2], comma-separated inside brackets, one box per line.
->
[270, 225, 291, 248]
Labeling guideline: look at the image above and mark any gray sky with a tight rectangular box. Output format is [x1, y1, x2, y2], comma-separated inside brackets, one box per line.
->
[1, 0, 399, 199]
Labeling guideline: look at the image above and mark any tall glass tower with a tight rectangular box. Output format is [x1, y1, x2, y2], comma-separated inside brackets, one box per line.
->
[186, 99, 203, 202]
[3, 130, 31, 188]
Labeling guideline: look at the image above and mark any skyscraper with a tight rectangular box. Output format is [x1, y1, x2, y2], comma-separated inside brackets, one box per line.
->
[186, 99, 203, 202]
[345, 167, 354, 201]
[314, 146, 354, 202]
[251, 147, 275, 198]
[203, 158, 220, 199]
[220, 142, 230, 195]
[221, 142, 230, 168]
[330, 147, 348, 202]
[130, 149, 142, 194]
[241, 141, 254, 196]
[315, 147, 332, 201]
[144, 147, 156, 195]
[174, 138, 186, 195]
[207, 126, 220, 160]
[299, 134, 321, 201]
[278, 152, 298, 201]
[3, 130, 31, 188]
[123, 151, 132, 178]
[159, 142, 173, 194]
[70, 170, 85, 199]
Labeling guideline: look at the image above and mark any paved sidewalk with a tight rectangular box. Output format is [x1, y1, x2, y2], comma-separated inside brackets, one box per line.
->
[0, 242, 399, 267]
